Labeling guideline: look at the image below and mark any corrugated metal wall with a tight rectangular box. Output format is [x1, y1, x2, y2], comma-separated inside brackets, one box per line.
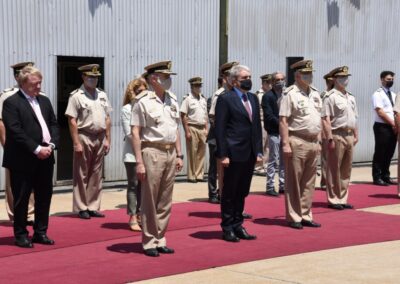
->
[0, 0, 220, 187]
[228, 0, 400, 162]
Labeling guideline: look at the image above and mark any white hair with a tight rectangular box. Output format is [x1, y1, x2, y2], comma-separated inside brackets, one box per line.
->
[229, 65, 251, 80]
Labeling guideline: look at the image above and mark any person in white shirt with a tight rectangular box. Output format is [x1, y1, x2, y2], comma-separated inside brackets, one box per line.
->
[120, 77, 148, 231]
[372, 71, 397, 186]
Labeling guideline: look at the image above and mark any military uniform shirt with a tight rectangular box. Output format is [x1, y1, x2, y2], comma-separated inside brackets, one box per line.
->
[255, 88, 265, 121]
[131, 90, 180, 143]
[279, 84, 321, 136]
[180, 92, 207, 125]
[0, 87, 19, 119]
[209, 87, 225, 116]
[322, 88, 358, 130]
[393, 93, 400, 114]
[65, 85, 112, 134]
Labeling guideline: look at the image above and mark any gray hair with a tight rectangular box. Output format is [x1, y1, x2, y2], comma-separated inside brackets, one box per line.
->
[272, 71, 285, 81]
[229, 64, 251, 80]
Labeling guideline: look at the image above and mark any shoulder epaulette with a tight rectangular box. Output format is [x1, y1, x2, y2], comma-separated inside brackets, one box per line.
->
[96, 87, 105, 92]
[347, 91, 353, 96]
[214, 87, 225, 96]
[324, 89, 335, 98]
[283, 85, 295, 94]
[310, 85, 319, 92]
[70, 88, 81, 96]
[167, 91, 177, 101]
[135, 90, 150, 100]
[182, 93, 189, 99]
[0, 87, 18, 97]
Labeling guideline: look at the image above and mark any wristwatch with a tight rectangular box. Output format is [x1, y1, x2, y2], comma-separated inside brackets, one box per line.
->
[177, 155, 184, 159]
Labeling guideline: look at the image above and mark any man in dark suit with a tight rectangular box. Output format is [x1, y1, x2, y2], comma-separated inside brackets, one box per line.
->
[215, 64, 263, 242]
[2, 66, 59, 248]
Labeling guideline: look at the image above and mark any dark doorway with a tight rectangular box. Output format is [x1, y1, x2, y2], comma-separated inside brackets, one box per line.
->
[286, 57, 304, 86]
[56, 56, 104, 182]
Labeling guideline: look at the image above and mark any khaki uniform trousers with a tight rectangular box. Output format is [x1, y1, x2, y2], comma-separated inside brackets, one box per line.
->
[326, 131, 354, 205]
[5, 169, 35, 221]
[141, 146, 176, 250]
[73, 132, 105, 212]
[284, 135, 319, 223]
[186, 125, 206, 180]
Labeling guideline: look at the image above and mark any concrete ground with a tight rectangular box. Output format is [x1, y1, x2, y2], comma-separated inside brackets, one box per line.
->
[0, 165, 399, 283]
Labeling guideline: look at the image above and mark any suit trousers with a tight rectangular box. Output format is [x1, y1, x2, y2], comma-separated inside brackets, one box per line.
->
[73, 132, 105, 212]
[372, 122, 397, 181]
[284, 136, 318, 223]
[220, 157, 256, 231]
[186, 125, 206, 180]
[5, 168, 35, 221]
[9, 161, 54, 239]
[141, 146, 176, 250]
[326, 132, 354, 205]
[124, 162, 141, 216]
[207, 143, 218, 199]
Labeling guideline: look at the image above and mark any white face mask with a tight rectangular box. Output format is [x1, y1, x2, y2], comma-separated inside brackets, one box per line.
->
[336, 77, 349, 88]
[157, 77, 172, 90]
[300, 74, 313, 85]
[85, 77, 98, 89]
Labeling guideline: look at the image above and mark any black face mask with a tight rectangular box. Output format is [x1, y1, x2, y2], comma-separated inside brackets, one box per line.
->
[386, 81, 394, 88]
[239, 79, 252, 91]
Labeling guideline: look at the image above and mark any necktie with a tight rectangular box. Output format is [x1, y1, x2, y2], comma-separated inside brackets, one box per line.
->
[28, 97, 51, 144]
[242, 93, 252, 121]
[386, 89, 394, 107]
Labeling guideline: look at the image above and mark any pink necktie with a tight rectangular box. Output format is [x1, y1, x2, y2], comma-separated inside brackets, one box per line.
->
[242, 94, 252, 121]
[28, 97, 51, 144]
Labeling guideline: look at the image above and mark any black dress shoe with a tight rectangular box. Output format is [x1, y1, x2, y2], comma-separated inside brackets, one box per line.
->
[32, 234, 55, 245]
[288, 222, 303, 229]
[382, 178, 397, 185]
[187, 179, 197, 183]
[88, 210, 105, 218]
[279, 189, 285, 194]
[342, 204, 354, 209]
[78, 210, 91, 219]
[144, 248, 160, 257]
[209, 197, 220, 204]
[234, 227, 257, 240]
[15, 237, 33, 248]
[301, 220, 321, 228]
[222, 231, 240, 242]
[266, 190, 279, 197]
[242, 212, 252, 219]
[157, 246, 175, 254]
[328, 204, 344, 210]
[27, 220, 34, 226]
[373, 179, 389, 186]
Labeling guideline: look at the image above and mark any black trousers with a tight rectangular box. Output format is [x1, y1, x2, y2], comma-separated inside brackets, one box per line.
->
[9, 161, 54, 239]
[207, 143, 218, 199]
[220, 157, 256, 231]
[372, 122, 397, 181]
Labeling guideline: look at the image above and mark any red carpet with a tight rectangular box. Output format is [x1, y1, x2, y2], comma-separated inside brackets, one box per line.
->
[0, 184, 399, 283]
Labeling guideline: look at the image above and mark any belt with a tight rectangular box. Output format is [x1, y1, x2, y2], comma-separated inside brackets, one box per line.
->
[141, 141, 175, 151]
[289, 131, 319, 143]
[188, 123, 206, 128]
[78, 129, 106, 137]
[332, 128, 354, 136]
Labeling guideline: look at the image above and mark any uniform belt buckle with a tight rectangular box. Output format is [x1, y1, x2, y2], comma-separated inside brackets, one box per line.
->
[165, 144, 171, 150]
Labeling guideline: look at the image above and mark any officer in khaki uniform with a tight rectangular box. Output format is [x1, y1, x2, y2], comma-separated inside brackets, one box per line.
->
[319, 71, 335, 190]
[131, 61, 184, 257]
[65, 64, 112, 219]
[254, 74, 272, 174]
[0, 62, 35, 223]
[279, 60, 322, 229]
[180, 77, 208, 182]
[208, 62, 238, 200]
[322, 66, 358, 210]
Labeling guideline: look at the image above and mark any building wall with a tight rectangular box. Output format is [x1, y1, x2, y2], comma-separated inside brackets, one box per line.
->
[0, 0, 220, 187]
[228, 0, 400, 162]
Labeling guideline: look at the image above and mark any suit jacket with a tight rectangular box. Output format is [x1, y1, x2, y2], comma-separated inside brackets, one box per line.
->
[215, 89, 263, 162]
[261, 89, 280, 135]
[2, 91, 59, 173]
